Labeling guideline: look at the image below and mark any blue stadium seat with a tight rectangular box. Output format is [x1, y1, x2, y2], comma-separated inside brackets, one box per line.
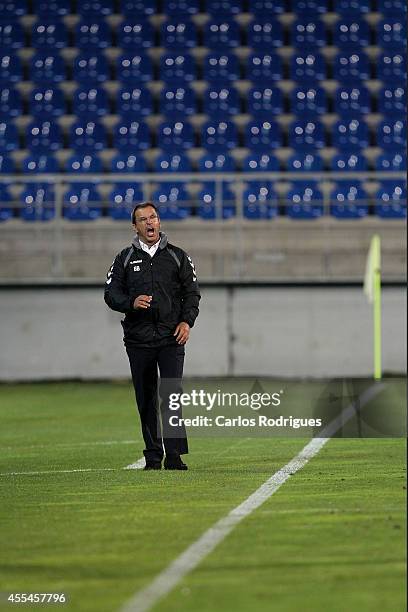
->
[119, 19, 155, 49]
[0, 21, 25, 49]
[378, 86, 406, 116]
[377, 119, 406, 150]
[290, 18, 327, 48]
[330, 181, 369, 218]
[201, 121, 238, 150]
[0, 0, 29, 16]
[198, 152, 236, 173]
[77, 0, 115, 15]
[113, 119, 151, 151]
[335, 85, 371, 116]
[286, 182, 324, 219]
[243, 152, 279, 172]
[333, 51, 370, 82]
[377, 18, 406, 48]
[74, 19, 112, 49]
[32, 0, 72, 16]
[152, 184, 191, 220]
[0, 121, 19, 152]
[203, 19, 241, 49]
[111, 153, 147, 173]
[331, 153, 367, 171]
[119, 0, 158, 16]
[246, 52, 283, 83]
[245, 120, 282, 150]
[203, 86, 241, 117]
[205, 0, 243, 14]
[197, 152, 236, 191]
[197, 184, 236, 220]
[0, 154, 15, 173]
[0, 53, 22, 84]
[247, 86, 283, 118]
[26, 120, 62, 152]
[0, 87, 22, 118]
[64, 184, 102, 220]
[65, 153, 103, 173]
[116, 53, 153, 83]
[0, 184, 13, 222]
[22, 154, 59, 173]
[247, 0, 286, 15]
[159, 86, 197, 118]
[109, 183, 144, 220]
[73, 53, 110, 83]
[247, 18, 284, 49]
[243, 181, 278, 219]
[333, 18, 371, 48]
[377, 0, 407, 15]
[377, 52, 406, 83]
[375, 181, 406, 218]
[288, 120, 325, 150]
[30, 52, 66, 83]
[375, 152, 406, 172]
[290, 52, 326, 82]
[116, 86, 152, 117]
[160, 53, 196, 84]
[290, 86, 327, 116]
[69, 121, 107, 152]
[287, 153, 323, 172]
[73, 87, 109, 118]
[292, 0, 329, 13]
[29, 86, 66, 118]
[161, 19, 198, 49]
[20, 184, 55, 221]
[332, 118, 369, 151]
[163, 0, 200, 14]
[155, 153, 192, 172]
[31, 20, 69, 49]
[157, 120, 194, 150]
[332, 0, 371, 13]
[203, 53, 240, 83]
[0, 121, 20, 153]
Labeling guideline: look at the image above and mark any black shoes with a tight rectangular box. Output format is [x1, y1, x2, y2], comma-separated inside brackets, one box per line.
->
[164, 457, 188, 471]
[144, 461, 162, 470]
[143, 457, 189, 471]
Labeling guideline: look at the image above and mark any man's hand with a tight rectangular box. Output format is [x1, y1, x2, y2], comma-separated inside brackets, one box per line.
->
[133, 295, 152, 309]
[174, 322, 190, 345]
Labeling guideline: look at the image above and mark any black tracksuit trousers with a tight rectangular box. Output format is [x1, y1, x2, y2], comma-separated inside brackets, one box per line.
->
[126, 343, 188, 463]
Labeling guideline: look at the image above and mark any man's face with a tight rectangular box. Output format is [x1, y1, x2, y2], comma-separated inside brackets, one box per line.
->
[133, 206, 161, 245]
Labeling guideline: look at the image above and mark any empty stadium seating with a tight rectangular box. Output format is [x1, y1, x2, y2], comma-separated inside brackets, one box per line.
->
[287, 182, 324, 220]
[0, 0, 404, 226]
[243, 182, 278, 220]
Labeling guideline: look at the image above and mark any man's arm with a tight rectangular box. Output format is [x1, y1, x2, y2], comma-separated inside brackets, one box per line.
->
[104, 254, 134, 314]
[179, 251, 201, 327]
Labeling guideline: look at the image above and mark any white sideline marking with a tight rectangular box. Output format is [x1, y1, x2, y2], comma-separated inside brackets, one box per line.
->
[0, 459, 146, 477]
[0, 467, 117, 476]
[124, 458, 145, 470]
[120, 383, 384, 612]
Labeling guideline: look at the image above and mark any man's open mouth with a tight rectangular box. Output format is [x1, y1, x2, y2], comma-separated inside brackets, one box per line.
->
[147, 228, 155, 238]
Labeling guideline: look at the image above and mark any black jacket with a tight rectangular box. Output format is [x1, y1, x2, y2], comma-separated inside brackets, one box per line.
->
[104, 233, 200, 347]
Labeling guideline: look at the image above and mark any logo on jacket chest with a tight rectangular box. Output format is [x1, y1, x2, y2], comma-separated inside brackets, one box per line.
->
[130, 259, 143, 273]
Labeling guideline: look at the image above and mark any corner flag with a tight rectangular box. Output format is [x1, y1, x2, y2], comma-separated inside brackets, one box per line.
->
[364, 235, 382, 380]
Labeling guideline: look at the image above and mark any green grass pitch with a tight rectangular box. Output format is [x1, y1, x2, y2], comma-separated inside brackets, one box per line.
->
[0, 382, 406, 612]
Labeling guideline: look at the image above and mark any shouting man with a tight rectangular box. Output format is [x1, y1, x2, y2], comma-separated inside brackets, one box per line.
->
[104, 201, 200, 470]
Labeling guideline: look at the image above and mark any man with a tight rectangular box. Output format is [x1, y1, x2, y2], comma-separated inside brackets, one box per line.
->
[104, 201, 200, 471]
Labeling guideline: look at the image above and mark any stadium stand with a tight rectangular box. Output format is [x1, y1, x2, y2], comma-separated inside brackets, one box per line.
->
[0, 0, 405, 230]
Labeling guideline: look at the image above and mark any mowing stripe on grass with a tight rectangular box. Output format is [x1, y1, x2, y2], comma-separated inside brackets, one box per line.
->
[120, 382, 385, 612]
